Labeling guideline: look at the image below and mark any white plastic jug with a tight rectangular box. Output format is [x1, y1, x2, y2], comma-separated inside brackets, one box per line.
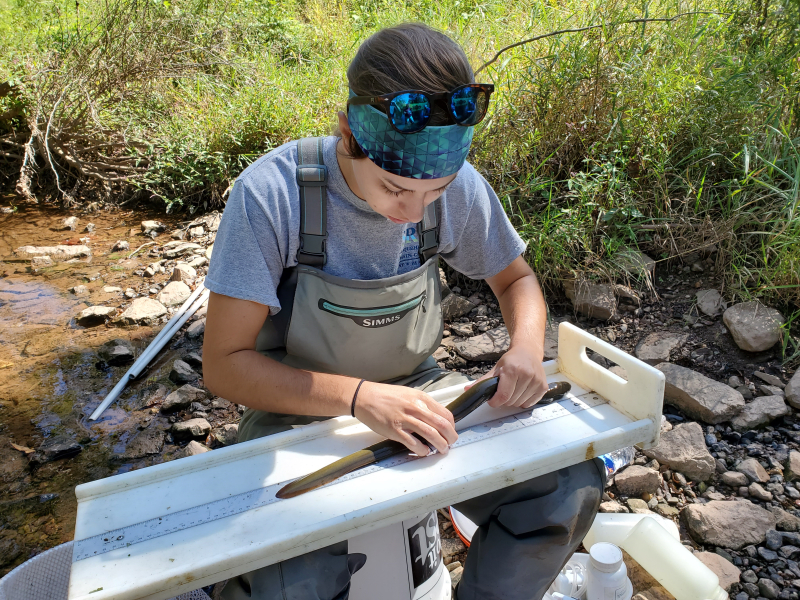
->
[584, 515, 727, 600]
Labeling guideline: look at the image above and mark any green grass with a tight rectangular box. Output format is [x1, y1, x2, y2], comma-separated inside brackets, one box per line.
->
[1, 0, 799, 356]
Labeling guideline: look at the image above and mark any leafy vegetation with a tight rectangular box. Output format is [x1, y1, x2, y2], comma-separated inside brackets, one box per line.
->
[1, 0, 798, 355]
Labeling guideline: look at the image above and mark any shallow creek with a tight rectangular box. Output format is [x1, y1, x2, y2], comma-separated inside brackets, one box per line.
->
[0, 202, 199, 576]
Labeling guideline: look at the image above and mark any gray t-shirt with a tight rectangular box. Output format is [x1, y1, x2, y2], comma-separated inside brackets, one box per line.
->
[206, 136, 526, 315]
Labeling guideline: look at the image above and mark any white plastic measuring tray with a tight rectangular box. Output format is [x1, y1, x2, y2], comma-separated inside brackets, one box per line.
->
[68, 322, 665, 600]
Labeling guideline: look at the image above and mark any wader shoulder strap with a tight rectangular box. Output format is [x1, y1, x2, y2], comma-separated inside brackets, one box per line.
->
[418, 200, 439, 263]
[296, 137, 328, 267]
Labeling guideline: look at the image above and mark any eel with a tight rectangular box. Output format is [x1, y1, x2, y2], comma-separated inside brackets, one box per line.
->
[276, 379, 572, 499]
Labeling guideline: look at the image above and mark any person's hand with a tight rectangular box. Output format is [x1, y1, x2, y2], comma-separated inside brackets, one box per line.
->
[469, 345, 549, 409]
[353, 382, 458, 456]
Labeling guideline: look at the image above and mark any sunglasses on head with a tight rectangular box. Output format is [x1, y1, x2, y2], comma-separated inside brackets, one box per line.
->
[347, 83, 494, 134]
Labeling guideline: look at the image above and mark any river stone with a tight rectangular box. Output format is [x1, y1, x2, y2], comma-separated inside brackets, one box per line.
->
[441, 536, 466, 559]
[61, 216, 79, 231]
[170, 360, 198, 384]
[564, 281, 617, 320]
[758, 579, 780, 599]
[15, 244, 91, 261]
[70, 285, 88, 295]
[157, 281, 191, 307]
[171, 263, 197, 283]
[634, 333, 688, 365]
[753, 371, 784, 388]
[625, 498, 651, 514]
[164, 242, 202, 259]
[76, 305, 117, 327]
[123, 429, 166, 459]
[98, 338, 135, 366]
[441, 293, 474, 321]
[694, 552, 740, 591]
[29, 436, 82, 467]
[186, 318, 206, 339]
[213, 424, 238, 446]
[642, 421, 715, 481]
[784, 370, 800, 409]
[731, 395, 789, 431]
[175, 441, 210, 459]
[450, 322, 474, 337]
[723, 301, 785, 352]
[695, 289, 725, 318]
[454, 326, 510, 362]
[784, 451, 800, 482]
[141, 220, 165, 234]
[111, 240, 130, 252]
[438, 269, 450, 299]
[721, 471, 749, 487]
[161, 384, 207, 413]
[171, 418, 211, 441]
[769, 506, 800, 532]
[115, 297, 167, 326]
[614, 465, 661, 496]
[748, 482, 773, 502]
[655, 362, 745, 424]
[736, 458, 769, 483]
[599, 501, 627, 513]
[684, 500, 777, 548]
[31, 255, 53, 268]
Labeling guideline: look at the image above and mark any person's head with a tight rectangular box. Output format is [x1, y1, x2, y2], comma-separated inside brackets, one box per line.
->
[335, 23, 486, 224]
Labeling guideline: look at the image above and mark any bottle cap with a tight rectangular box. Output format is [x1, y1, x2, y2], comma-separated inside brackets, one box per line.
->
[589, 542, 623, 573]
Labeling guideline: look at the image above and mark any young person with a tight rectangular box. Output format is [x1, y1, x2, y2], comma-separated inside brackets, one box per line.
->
[204, 22, 604, 600]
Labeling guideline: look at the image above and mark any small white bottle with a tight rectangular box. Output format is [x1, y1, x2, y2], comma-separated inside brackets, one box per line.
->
[586, 542, 632, 600]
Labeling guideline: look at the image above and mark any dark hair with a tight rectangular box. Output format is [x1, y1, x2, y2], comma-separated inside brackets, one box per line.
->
[335, 23, 474, 159]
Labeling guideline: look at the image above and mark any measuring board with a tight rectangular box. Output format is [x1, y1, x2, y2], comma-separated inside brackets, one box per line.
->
[73, 391, 605, 561]
[69, 323, 665, 600]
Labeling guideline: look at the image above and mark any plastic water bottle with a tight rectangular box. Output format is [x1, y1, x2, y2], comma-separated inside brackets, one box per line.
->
[599, 447, 635, 477]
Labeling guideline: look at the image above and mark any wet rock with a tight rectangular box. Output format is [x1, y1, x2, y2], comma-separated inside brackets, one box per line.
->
[731, 395, 789, 431]
[163, 242, 202, 259]
[615, 465, 661, 496]
[170, 360, 198, 384]
[634, 333, 688, 365]
[0, 538, 21, 566]
[76, 305, 117, 327]
[61, 216, 79, 231]
[186, 318, 206, 339]
[114, 297, 167, 326]
[753, 372, 785, 388]
[642, 421, 715, 481]
[98, 338, 135, 366]
[123, 429, 166, 459]
[141, 220, 165, 234]
[736, 458, 769, 483]
[29, 436, 82, 467]
[171, 263, 196, 283]
[683, 500, 777, 548]
[213, 424, 238, 446]
[749, 482, 773, 501]
[696, 289, 724, 317]
[454, 326, 510, 362]
[15, 244, 91, 261]
[161, 384, 207, 413]
[174, 440, 210, 458]
[157, 281, 191, 307]
[721, 471, 749, 487]
[441, 293, 475, 321]
[694, 552, 740, 591]
[785, 451, 800, 482]
[655, 363, 745, 424]
[111, 240, 130, 252]
[564, 281, 617, 320]
[787, 371, 800, 409]
[723, 301, 785, 352]
[171, 418, 211, 441]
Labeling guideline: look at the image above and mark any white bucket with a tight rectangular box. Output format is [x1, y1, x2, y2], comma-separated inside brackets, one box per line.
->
[0, 542, 210, 600]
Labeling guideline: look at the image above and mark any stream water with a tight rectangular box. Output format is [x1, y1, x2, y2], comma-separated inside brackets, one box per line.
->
[0, 201, 194, 576]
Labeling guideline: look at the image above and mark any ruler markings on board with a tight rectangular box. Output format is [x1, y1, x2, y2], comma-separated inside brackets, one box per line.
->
[73, 392, 604, 562]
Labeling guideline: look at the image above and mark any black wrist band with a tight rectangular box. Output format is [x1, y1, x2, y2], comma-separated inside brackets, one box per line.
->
[351, 379, 366, 418]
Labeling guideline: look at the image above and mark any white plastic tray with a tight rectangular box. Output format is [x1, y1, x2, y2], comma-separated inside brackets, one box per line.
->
[68, 322, 664, 600]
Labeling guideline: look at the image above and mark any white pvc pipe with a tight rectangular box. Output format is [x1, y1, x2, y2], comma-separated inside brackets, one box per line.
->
[88, 285, 209, 421]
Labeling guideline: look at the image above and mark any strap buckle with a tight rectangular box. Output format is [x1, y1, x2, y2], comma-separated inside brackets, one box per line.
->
[299, 233, 327, 256]
[296, 165, 328, 187]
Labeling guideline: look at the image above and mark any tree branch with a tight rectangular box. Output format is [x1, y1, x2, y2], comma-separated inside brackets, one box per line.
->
[475, 11, 725, 75]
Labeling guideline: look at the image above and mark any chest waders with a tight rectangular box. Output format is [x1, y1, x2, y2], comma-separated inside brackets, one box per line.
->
[221, 138, 605, 600]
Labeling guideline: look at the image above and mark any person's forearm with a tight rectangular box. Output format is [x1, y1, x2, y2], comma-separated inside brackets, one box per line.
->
[204, 349, 361, 417]
[496, 272, 547, 360]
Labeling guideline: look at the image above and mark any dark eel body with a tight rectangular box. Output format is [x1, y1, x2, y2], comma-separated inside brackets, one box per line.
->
[276, 379, 572, 499]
